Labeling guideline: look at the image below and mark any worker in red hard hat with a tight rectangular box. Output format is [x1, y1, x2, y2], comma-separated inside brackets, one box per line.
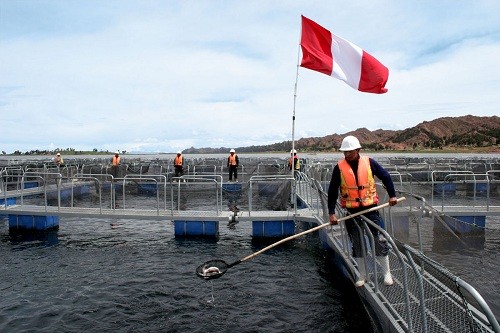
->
[288, 149, 300, 175]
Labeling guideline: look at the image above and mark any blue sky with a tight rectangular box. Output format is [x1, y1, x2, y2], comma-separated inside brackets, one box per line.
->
[1, 1, 499, 153]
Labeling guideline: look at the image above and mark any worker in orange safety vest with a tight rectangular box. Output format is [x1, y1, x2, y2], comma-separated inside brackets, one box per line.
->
[328, 136, 398, 288]
[227, 149, 239, 182]
[174, 151, 184, 178]
[111, 151, 121, 179]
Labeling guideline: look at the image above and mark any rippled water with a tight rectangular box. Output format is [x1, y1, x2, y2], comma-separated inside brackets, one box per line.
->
[406, 215, 500, 319]
[0, 215, 373, 332]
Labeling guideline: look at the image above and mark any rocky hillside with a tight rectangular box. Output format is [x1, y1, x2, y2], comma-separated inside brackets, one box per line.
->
[184, 115, 500, 153]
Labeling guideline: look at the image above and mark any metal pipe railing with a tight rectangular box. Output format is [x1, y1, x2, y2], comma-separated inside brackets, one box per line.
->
[72, 174, 104, 214]
[170, 175, 222, 215]
[248, 175, 295, 216]
[403, 245, 429, 332]
[122, 176, 161, 215]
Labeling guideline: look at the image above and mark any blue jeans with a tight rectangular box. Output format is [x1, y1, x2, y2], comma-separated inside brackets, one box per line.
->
[345, 211, 390, 258]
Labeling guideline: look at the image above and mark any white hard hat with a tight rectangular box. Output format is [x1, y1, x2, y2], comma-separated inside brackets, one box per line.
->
[339, 136, 361, 151]
[290, 149, 297, 154]
[177, 151, 181, 154]
[115, 151, 119, 154]
[230, 149, 235, 153]
[56, 153, 61, 156]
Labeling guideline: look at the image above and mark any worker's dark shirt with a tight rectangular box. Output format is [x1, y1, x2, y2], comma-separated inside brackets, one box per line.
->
[327, 156, 396, 215]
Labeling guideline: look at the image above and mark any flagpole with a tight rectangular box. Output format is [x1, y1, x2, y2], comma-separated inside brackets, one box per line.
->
[290, 27, 301, 214]
[291, 36, 301, 180]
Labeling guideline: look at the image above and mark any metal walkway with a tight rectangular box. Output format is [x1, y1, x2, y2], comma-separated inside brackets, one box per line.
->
[311, 188, 499, 332]
[324, 223, 498, 333]
[0, 204, 318, 222]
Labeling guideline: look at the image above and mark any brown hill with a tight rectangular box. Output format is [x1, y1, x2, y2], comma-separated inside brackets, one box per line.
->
[184, 115, 500, 153]
[387, 115, 500, 151]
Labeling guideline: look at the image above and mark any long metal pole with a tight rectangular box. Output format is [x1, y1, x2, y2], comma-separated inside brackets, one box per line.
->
[291, 24, 302, 210]
[291, 42, 301, 179]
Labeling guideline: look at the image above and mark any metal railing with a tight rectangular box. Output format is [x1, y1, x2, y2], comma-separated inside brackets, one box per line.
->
[247, 175, 295, 216]
[294, 171, 323, 215]
[71, 174, 107, 213]
[171, 175, 223, 214]
[121, 174, 168, 214]
[295, 174, 499, 332]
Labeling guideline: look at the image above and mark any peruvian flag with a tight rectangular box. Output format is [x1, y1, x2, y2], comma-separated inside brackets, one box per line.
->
[300, 15, 389, 94]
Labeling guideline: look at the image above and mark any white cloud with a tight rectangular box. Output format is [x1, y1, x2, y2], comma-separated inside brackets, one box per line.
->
[1, 0, 499, 153]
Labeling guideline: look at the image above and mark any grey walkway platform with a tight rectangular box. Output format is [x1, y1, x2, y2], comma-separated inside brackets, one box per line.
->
[0, 204, 318, 222]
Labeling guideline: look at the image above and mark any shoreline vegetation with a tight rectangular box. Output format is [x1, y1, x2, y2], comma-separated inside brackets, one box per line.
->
[2, 145, 499, 157]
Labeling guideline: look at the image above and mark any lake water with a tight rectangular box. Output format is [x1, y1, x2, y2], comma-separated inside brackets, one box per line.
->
[0, 214, 373, 332]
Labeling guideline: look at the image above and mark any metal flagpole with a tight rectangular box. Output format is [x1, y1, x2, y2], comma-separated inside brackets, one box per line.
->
[290, 27, 302, 213]
[291, 36, 301, 180]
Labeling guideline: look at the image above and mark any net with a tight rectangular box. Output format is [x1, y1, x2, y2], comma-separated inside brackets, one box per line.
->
[196, 259, 229, 280]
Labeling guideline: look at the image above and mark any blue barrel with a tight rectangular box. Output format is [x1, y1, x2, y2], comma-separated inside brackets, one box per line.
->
[9, 214, 59, 231]
[174, 220, 219, 237]
[223, 183, 241, 192]
[0, 198, 16, 219]
[466, 182, 489, 196]
[433, 183, 456, 194]
[436, 215, 486, 234]
[24, 181, 39, 189]
[252, 220, 295, 238]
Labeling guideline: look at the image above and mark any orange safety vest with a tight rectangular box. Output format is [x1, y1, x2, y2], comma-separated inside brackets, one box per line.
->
[338, 156, 378, 208]
[174, 156, 183, 166]
[228, 154, 237, 166]
[112, 156, 120, 166]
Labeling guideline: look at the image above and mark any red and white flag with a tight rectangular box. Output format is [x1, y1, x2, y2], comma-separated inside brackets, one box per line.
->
[300, 15, 389, 94]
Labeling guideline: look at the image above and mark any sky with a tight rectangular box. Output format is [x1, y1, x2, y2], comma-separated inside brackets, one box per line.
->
[1, 1, 499, 154]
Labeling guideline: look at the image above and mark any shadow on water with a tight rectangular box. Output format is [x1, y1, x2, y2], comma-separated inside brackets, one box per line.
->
[173, 235, 219, 246]
[4, 229, 60, 247]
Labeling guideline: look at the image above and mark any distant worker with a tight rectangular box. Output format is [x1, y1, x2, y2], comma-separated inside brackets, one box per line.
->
[55, 152, 64, 167]
[174, 151, 184, 178]
[328, 135, 398, 287]
[288, 149, 300, 175]
[111, 151, 120, 179]
[227, 149, 239, 182]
